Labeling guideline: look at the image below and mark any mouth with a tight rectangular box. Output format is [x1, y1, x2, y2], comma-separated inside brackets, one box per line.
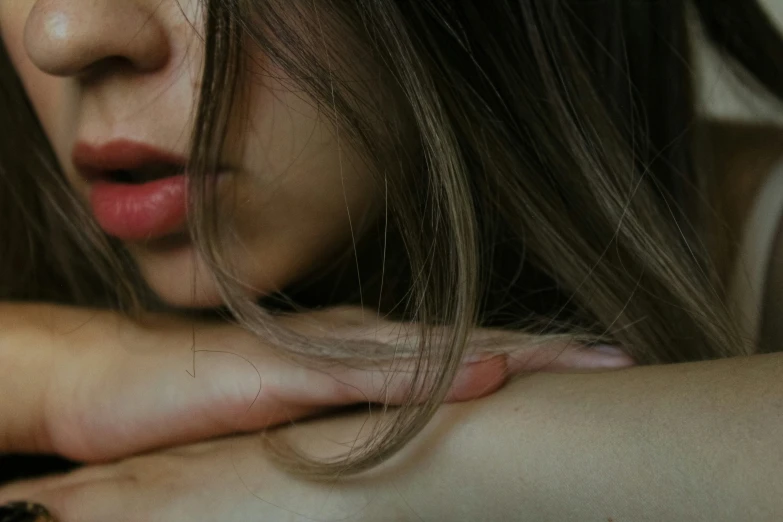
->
[72, 140, 192, 242]
[101, 163, 184, 184]
[73, 139, 189, 181]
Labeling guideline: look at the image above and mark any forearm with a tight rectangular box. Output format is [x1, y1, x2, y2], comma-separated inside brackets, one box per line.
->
[273, 353, 783, 521]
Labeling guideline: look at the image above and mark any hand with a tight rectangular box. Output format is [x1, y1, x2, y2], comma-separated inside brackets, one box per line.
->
[0, 430, 380, 522]
[0, 406, 438, 522]
[0, 304, 634, 463]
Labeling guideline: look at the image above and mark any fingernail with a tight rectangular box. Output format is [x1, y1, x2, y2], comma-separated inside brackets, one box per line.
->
[463, 352, 503, 364]
[591, 345, 627, 357]
[0, 502, 56, 522]
[448, 354, 508, 401]
[586, 345, 636, 368]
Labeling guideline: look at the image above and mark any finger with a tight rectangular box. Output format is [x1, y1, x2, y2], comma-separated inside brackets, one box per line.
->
[505, 342, 636, 373]
[0, 304, 633, 465]
[279, 307, 635, 371]
[279, 310, 634, 405]
[42, 336, 326, 463]
[0, 304, 309, 462]
[321, 342, 634, 405]
[35, 313, 483, 462]
[41, 317, 504, 462]
[0, 305, 402, 463]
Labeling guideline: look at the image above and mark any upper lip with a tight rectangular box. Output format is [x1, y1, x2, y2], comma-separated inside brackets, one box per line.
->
[72, 139, 188, 179]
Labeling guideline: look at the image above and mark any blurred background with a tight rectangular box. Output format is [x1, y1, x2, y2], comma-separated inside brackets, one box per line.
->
[697, 0, 783, 121]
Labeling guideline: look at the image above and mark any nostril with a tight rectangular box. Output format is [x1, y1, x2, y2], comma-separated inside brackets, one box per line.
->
[81, 56, 138, 82]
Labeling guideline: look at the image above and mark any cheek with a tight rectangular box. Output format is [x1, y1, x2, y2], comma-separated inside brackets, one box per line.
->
[1, 6, 70, 163]
[13, 61, 66, 133]
[230, 81, 381, 281]
[129, 110, 381, 309]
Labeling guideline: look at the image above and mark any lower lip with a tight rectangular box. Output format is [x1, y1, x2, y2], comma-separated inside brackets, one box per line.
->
[89, 175, 188, 241]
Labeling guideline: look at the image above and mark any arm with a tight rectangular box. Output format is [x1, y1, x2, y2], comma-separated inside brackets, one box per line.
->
[272, 352, 783, 521]
[0, 345, 770, 521]
[0, 303, 624, 462]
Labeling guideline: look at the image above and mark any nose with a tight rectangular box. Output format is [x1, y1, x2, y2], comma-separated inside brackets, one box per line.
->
[23, 0, 170, 77]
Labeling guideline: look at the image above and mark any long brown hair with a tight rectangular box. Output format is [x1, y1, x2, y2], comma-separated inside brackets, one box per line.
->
[1, 0, 780, 476]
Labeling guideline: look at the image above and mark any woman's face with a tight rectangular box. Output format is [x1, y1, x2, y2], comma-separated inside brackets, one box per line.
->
[0, 0, 381, 308]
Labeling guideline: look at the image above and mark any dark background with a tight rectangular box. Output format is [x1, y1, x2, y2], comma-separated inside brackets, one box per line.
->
[0, 456, 79, 485]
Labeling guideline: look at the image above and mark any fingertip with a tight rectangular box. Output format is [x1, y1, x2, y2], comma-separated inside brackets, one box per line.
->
[445, 355, 508, 402]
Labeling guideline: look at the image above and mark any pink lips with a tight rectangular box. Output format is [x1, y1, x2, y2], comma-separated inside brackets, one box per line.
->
[89, 176, 188, 241]
[72, 140, 189, 242]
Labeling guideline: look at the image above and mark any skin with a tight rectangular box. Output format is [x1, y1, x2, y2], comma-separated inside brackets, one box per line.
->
[0, 304, 626, 461]
[0, 0, 635, 514]
[0, 317, 781, 521]
[0, 0, 381, 308]
[1, 0, 780, 520]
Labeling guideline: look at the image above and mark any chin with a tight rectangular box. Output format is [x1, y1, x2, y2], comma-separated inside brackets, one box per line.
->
[129, 241, 300, 310]
[148, 278, 234, 310]
[139, 258, 239, 309]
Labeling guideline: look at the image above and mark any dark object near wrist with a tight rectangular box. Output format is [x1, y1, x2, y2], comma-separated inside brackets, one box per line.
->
[0, 456, 79, 485]
[0, 502, 56, 522]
